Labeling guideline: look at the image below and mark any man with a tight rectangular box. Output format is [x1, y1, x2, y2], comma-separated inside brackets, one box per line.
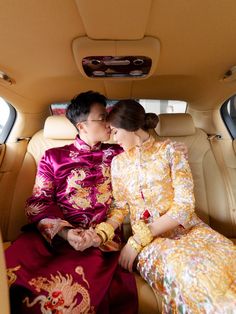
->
[6, 91, 137, 314]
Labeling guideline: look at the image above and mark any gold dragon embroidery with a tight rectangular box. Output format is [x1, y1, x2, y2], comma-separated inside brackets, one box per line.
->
[66, 169, 91, 209]
[23, 266, 94, 314]
[7, 265, 21, 287]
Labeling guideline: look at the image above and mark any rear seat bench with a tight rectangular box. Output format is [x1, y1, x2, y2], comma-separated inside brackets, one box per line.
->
[155, 114, 236, 242]
[3, 113, 236, 313]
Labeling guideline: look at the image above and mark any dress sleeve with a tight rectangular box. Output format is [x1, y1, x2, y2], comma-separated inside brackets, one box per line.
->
[107, 156, 129, 226]
[25, 151, 72, 242]
[165, 143, 195, 228]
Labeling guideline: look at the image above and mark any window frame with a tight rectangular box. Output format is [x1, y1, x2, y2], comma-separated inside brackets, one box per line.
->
[0, 101, 17, 143]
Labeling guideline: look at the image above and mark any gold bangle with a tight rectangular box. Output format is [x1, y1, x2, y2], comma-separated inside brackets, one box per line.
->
[132, 221, 153, 247]
[96, 229, 107, 244]
[95, 222, 115, 242]
[127, 237, 142, 253]
[96, 232, 106, 245]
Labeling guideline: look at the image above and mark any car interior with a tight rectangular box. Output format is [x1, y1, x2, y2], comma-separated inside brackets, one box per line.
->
[0, 1, 236, 313]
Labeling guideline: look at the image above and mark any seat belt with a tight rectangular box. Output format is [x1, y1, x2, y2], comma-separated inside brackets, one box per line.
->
[208, 134, 236, 225]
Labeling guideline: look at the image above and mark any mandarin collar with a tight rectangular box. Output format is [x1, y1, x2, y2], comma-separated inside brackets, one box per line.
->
[125, 135, 156, 157]
[74, 135, 102, 152]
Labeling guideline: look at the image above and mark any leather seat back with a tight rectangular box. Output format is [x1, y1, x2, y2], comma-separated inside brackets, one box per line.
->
[154, 113, 235, 237]
[6, 114, 236, 241]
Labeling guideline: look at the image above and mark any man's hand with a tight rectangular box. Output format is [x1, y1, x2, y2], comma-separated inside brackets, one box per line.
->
[170, 140, 188, 159]
[66, 228, 85, 251]
[78, 227, 102, 251]
[58, 227, 102, 251]
[119, 242, 138, 272]
[68, 227, 102, 251]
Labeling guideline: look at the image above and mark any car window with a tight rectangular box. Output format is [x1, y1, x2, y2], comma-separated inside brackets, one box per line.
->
[51, 99, 187, 116]
[138, 99, 186, 114]
[0, 97, 16, 143]
[221, 96, 236, 139]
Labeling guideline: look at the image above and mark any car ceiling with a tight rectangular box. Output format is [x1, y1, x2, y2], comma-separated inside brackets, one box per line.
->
[1, 0, 236, 112]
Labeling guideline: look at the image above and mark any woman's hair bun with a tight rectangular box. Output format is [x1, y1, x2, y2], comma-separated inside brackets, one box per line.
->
[144, 113, 159, 129]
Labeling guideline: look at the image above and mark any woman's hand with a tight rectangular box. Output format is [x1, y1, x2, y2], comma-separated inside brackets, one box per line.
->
[66, 227, 101, 251]
[119, 242, 138, 272]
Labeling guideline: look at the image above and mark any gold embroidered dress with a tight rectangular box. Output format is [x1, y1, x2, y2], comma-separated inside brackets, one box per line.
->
[110, 136, 236, 313]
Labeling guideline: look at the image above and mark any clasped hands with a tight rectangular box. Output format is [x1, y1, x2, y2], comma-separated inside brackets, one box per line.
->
[65, 227, 102, 251]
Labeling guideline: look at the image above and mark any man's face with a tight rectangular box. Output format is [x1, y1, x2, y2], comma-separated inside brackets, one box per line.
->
[78, 103, 111, 143]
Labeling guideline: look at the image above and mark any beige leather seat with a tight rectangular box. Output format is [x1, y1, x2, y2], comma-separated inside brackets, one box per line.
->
[2, 113, 236, 313]
[154, 113, 236, 241]
[0, 232, 10, 314]
[4, 116, 160, 314]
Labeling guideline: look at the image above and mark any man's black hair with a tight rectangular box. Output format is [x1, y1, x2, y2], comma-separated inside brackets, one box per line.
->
[66, 90, 107, 126]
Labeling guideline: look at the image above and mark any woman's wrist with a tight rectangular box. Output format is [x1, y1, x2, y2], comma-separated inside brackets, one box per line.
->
[58, 226, 74, 240]
[95, 222, 115, 244]
[127, 236, 142, 253]
[147, 222, 156, 237]
[106, 218, 120, 230]
[132, 221, 153, 247]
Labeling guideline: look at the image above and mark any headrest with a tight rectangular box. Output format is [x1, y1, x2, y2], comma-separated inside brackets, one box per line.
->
[155, 113, 196, 137]
[44, 116, 78, 139]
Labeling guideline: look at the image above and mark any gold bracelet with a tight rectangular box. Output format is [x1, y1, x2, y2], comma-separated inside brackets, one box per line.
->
[132, 221, 153, 247]
[96, 232, 106, 245]
[95, 222, 115, 242]
[96, 229, 107, 244]
[127, 237, 142, 253]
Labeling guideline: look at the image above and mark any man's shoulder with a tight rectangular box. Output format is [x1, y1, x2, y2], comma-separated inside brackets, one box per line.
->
[44, 142, 75, 158]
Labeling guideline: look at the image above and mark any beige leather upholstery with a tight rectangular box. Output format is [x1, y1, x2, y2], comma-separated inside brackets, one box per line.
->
[0, 140, 29, 240]
[44, 115, 78, 139]
[155, 114, 236, 238]
[134, 273, 161, 313]
[0, 232, 10, 314]
[3, 114, 236, 314]
[156, 113, 195, 136]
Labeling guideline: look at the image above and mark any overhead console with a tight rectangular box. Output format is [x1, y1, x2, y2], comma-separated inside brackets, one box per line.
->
[72, 36, 160, 79]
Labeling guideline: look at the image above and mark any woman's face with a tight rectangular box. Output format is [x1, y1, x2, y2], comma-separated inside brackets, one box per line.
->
[111, 126, 137, 150]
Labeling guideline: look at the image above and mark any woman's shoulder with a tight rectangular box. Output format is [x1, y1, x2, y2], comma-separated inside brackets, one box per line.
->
[153, 139, 175, 151]
[153, 139, 178, 160]
[111, 150, 126, 168]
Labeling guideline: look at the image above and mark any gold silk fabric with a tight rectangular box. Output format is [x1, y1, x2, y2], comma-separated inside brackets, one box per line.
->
[111, 136, 236, 313]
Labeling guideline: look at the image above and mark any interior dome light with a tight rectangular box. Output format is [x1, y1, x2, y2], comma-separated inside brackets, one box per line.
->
[129, 70, 143, 76]
[92, 70, 106, 76]
[0, 71, 15, 85]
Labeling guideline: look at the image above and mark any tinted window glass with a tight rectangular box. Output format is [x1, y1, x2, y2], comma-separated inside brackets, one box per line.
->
[0, 97, 16, 143]
[51, 99, 187, 116]
[221, 96, 236, 139]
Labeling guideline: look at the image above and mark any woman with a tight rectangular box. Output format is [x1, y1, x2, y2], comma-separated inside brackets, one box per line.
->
[105, 99, 236, 313]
